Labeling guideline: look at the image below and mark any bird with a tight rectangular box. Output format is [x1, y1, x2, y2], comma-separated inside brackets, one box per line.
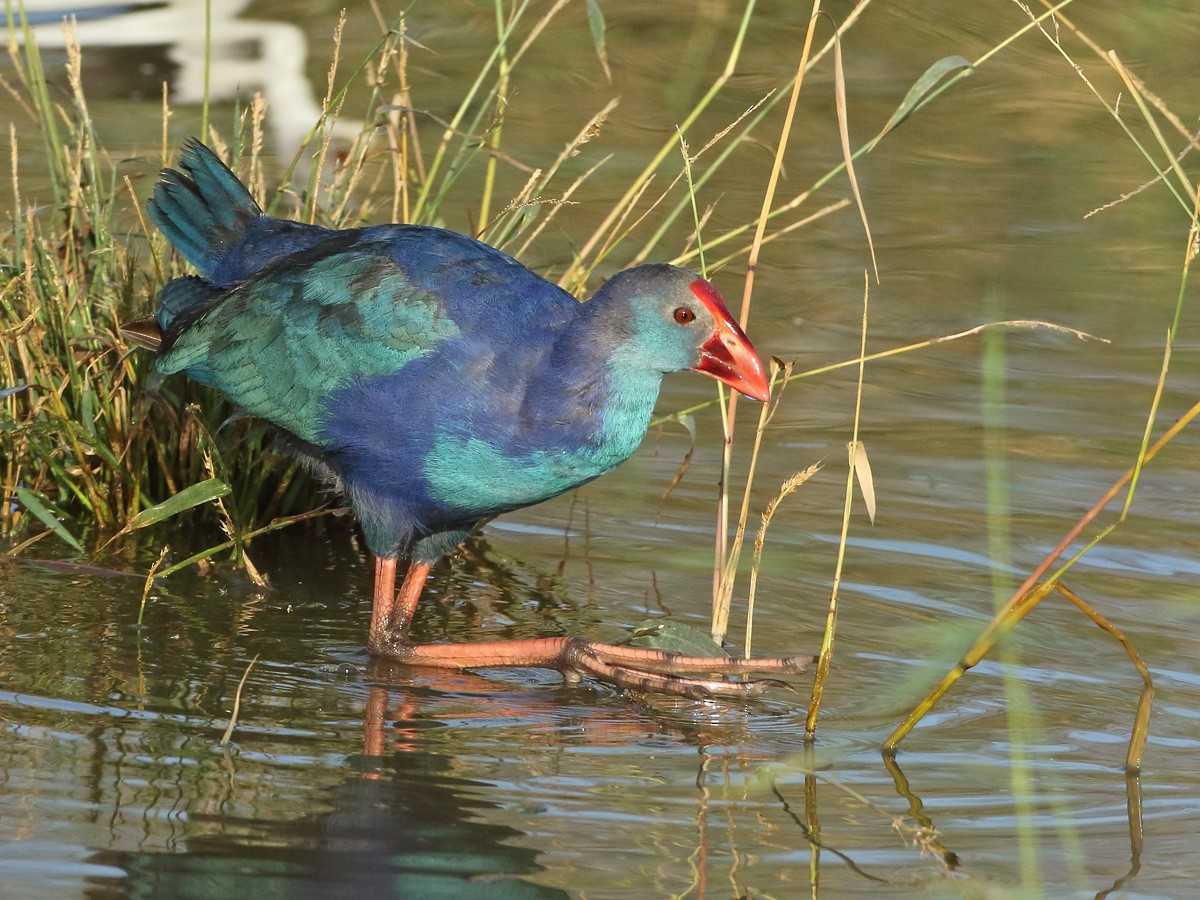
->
[126, 140, 811, 697]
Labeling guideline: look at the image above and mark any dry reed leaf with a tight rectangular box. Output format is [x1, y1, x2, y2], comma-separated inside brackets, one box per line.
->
[832, 29, 878, 281]
[584, 0, 611, 83]
[220, 653, 261, 746]
[744, 462, 822, 658]
[850, 440, 875, 524]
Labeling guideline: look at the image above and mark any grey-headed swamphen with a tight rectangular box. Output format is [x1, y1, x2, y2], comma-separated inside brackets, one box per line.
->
[126, 141, 809, 697]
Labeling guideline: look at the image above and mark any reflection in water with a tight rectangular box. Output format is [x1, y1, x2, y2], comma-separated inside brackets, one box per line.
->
[359, 665, 815, 897]
[11, 0, 360, 157]
[85, 750, 567, 899]
[1094, 775, 1145, 900]
[882, 751, 1147, 900]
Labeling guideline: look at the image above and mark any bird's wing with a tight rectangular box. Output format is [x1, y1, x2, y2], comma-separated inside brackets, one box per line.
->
[156, 244, 460, 443]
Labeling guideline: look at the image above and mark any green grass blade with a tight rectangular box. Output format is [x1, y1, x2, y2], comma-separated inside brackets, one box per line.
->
[870, 55, 973, 146]
[14, 487, 85, 554]
[584, 0, 612, 82]
[124, 478, 231, 531]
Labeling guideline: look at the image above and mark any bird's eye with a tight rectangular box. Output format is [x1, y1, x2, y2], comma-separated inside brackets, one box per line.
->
[673, 307, 696, 324]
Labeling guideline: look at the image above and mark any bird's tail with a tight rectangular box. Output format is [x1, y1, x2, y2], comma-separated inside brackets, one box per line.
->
[147, 139, 262, 282]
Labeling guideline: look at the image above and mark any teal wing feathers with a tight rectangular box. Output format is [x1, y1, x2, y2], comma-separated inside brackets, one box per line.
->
[156, 246, 459, 443]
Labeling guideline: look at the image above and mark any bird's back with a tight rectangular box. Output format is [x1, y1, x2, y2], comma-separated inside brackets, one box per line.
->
[147, 142, 580, 446]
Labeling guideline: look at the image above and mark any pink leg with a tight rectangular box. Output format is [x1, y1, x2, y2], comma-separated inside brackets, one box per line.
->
[368, 557, 398, 647]
[379, 636, 814, 699]
[366, 556, 811, 699]
[369, 557, 432, 650]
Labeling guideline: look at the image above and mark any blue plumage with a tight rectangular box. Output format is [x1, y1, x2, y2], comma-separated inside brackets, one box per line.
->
[135, 141, 790, 693]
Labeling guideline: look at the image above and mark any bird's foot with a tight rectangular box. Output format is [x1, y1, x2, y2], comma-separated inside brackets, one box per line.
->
[368, 634, 814, 699]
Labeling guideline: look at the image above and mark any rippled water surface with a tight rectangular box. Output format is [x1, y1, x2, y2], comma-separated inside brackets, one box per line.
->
[3, 1, 1200, 897]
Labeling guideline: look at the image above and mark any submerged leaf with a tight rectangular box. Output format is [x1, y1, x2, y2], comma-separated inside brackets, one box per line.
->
[873, 55, 973, 144]
[625, 620, 729, 658]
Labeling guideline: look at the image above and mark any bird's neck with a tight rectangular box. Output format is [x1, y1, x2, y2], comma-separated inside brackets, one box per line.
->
[592, 356, 664, 466]
[530, 302, 664, 469]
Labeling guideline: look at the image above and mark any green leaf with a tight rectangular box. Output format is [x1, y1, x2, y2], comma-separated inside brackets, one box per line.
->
[873, 55, 973, 144]
[624, 619, 729, 658]
[585, 0, 612, 83]
[14, 486, 85, 554]
[125, 478, 231, 531]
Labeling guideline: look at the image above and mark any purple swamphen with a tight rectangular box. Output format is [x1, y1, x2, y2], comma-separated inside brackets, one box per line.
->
[127, 140, 809, 696]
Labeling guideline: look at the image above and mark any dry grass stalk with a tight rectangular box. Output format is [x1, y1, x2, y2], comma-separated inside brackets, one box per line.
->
[743, 463, 822, 658]
[806, 273, 870, 737]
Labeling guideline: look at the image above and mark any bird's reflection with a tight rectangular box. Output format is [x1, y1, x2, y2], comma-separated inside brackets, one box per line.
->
[86, 726, 569, 899]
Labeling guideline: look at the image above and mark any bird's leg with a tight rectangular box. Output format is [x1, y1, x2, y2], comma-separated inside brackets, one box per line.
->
[366, 557, 809, 699]
[373, 632, 814, 700]
[368, 557, 398, 649]
[368, 557, 431, 650]
[390, 560, 433, 636]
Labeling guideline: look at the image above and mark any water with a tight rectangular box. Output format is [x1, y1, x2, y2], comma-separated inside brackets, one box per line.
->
[3, 0, 1200, 896]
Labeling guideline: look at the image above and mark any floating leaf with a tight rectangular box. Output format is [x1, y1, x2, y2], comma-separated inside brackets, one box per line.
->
[850, 441, 876, 524]
[625, 620, 728, 658]
[873, 55, 973, 144]
[14, 486, 84, 554]
[585, 0, 612, 83]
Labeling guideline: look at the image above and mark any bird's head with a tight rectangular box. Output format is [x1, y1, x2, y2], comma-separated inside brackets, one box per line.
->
[593, 264, 771, 402]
